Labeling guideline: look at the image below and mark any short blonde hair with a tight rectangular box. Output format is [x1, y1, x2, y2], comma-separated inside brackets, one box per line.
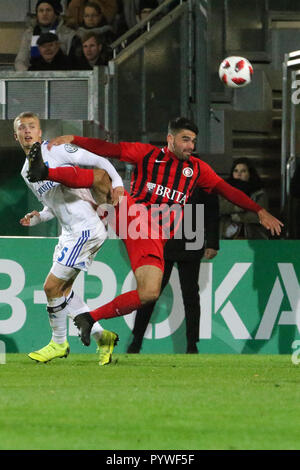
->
[14, 112, 40, 132]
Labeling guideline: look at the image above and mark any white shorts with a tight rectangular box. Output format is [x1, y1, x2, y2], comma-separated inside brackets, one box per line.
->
[50, 224, 107, 281]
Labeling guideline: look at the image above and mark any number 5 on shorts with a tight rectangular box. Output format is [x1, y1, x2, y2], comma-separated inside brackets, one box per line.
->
[58, 247, 68, 262]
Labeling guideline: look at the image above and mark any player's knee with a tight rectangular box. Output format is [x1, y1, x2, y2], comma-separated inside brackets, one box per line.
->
[138, 285, 160, 305]
[43, 279, 63, 300]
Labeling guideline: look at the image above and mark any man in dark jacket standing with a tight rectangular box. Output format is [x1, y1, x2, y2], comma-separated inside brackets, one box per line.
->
[127, 187, 220, 354]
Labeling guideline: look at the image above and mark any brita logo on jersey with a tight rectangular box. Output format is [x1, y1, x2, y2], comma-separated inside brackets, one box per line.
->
[146, 182, 187, 204]
[37, 180, 58, 196]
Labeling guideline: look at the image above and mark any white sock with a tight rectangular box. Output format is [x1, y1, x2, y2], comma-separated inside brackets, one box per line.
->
[66, 291, 104, 343]
[90, 322, 103, 343]
[47, 296, 68, 344]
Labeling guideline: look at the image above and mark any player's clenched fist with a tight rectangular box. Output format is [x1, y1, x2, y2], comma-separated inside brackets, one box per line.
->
[20, 210, 40, 226]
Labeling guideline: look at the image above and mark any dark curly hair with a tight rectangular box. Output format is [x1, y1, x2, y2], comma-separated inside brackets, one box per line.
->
[168, 117, 198, 136]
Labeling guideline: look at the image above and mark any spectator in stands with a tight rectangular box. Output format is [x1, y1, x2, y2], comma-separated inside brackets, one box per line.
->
[65, 0, 119, 29]
[137, 0, 159, 22]
[75, 1, 115, 43]
[69, 2, 116, 61]
[28, 32, 73, 70]
[75, 31, 112, 69]
[122, 0, 162, 30]
[219, 157, 269, 239]
[116, 0, 160, 48]
[15, 0, 76, 71]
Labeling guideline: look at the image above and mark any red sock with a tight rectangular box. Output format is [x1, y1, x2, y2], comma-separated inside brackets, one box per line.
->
[48, 166, 94, 188]
[90, 290, 142, 321]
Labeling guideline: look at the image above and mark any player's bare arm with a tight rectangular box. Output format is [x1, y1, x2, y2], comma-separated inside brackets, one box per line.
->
[91, 169, 112, 205]
[91, 170, 124, 206]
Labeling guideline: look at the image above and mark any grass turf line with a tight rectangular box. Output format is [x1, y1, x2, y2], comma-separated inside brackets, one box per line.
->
[0, 353, 299, 450]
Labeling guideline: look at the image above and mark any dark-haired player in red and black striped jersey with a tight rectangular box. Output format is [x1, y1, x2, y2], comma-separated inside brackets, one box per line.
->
[28, 117, 283, 346]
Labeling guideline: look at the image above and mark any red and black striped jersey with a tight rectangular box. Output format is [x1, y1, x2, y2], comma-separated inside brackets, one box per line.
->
[118, 142, 222, 240]
[119, 142, 222, 206]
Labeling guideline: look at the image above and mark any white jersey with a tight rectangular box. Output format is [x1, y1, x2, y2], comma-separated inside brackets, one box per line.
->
[21, 141, 123, 235]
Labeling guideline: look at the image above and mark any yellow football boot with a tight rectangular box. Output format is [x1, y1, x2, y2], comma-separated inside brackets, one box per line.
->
[97, 330, 119, 366]
[28, 340, 70, 363]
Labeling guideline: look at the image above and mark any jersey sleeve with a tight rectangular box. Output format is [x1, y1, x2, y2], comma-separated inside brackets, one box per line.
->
[39, 206, 55, 223]
[47, 143, 97, 167]
[49, 144, 123, 188]
[195, 160, 261, 213]
[119, 142, 157, 164]
[196, 160, 223, 192]
[213, 179, 262, 213]
[72, 136, 121, 158]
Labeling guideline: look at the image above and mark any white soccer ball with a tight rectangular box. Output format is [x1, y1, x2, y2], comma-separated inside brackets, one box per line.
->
[218, 56, 253, 88]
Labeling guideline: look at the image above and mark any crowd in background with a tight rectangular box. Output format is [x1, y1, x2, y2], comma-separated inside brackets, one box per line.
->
[14, 0, 165, 71]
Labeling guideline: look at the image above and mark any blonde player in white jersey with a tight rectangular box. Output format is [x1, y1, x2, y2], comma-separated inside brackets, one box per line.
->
[14, 111, 123, 365]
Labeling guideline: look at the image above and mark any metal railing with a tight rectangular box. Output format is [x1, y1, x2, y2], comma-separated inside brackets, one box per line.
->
[281, 51, 300, 236]
[282, 53, 300, 203]
[105, 1, 191, 145]
[110, 0, 184, 58]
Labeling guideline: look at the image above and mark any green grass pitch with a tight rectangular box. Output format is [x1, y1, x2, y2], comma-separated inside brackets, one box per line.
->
[0, 353, 299, 450]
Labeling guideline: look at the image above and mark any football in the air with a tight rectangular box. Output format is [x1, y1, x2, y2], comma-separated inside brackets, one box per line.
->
[218, 56, 253, 88]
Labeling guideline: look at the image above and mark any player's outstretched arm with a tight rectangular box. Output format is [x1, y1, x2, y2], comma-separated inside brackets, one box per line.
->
[257, 208, 283, 237]
[48, 135, 122, 159]
[48, 135, 74, 150]
[20, 207, 56, 226]
[213, 179, 284, 236]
